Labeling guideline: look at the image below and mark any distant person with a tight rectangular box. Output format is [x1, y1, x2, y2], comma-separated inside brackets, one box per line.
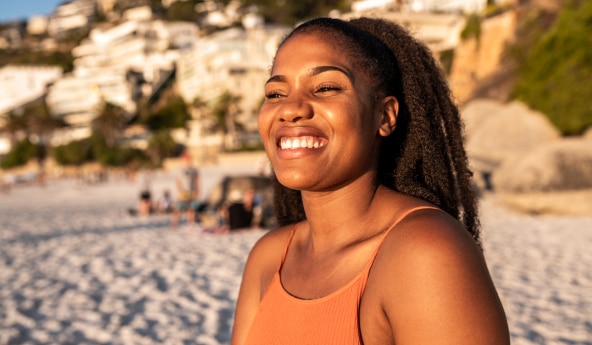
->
[137, 169, 153, 216]
[171, 153, 201, 228]
[156, 189, 173, 214]
[212, 189, 259, 234]
[226, 189, 258, 231]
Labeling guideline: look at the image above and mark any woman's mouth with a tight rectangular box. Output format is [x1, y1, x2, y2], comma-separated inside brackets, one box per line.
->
[279, 136, 328, 150]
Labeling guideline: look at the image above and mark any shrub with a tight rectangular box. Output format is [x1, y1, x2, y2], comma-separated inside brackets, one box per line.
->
[0, 139, 36, 169]
[512, 1, 592, 135]
[52, 132, 149, 167]
[143, 95, 191, 130]
[52, 138, 93, 166]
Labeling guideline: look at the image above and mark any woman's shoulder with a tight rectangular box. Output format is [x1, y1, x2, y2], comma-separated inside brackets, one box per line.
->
[370, 191, 487, 301]
[251, 224, 294, 253]
[364, 204, 509, 343]
[244, 223, 297, 276]
[378, 190, 472, 250]
[378, 202, 480, 270]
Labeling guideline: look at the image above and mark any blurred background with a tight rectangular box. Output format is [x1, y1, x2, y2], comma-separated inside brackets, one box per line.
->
[1, 1, 591, 344]
[1, 0, 591, 213]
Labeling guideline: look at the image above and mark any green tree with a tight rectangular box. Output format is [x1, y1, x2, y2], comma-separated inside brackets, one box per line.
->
[511, 1, 592, 135]
[0, 138, 37, 169]
[0, 50, 74, 73]
[21, 100, 67, 167]
[167, 0, 201, 22]
[212, 91, 242, 151]
[92, 102, 128, 148]
[52, 137, 93, 166]
[189, 96, 212, 127]
[213, 91, 241, 134]
[0, 111, 28, 147]
[146, 129, 177, 166]
[142, 94, 191, 130]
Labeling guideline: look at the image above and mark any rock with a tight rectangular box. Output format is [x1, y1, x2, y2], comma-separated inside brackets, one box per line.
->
[497, 189, 592, 216]
[466, 101, 561, 168]
[462, 100, 560, 191]
[584, 127, 592, 140]
[493, 137, 592, 216]
[460, 98, 507, 141]
[493, 138, 592, 193]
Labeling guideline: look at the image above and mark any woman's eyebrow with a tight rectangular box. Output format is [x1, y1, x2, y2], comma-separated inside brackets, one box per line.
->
[265, 75, 285, 85]
[265, 65, 353, 85]
[309, 65, 352, 80]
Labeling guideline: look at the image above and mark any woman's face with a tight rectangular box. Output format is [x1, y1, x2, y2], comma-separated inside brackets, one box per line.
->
[259, 31, 390, 192]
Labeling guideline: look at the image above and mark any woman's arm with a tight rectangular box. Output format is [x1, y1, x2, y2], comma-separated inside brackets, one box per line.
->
[371, 209, 510, 344]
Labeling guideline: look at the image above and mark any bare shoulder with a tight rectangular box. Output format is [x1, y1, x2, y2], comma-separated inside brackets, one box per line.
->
[364, 207, 510, 344]
[247, 224, 294, 268]
[384, 207, 480, 261]
[242, 224, 295, 291]
[372, 207, 485, 298]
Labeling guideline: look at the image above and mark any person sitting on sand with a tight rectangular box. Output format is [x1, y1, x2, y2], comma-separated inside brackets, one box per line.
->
[156, 189, 173, 214]
[216, 189, 259, 232]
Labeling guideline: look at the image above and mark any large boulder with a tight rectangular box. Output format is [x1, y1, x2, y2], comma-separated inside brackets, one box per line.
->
[493, 137, 592, 215]
[466, 101, 561, 167]
[496, 189, 592, 216]
[493, 138, 592, 193]
[462, 100, 560, 190]
[460, 98, 506, 141]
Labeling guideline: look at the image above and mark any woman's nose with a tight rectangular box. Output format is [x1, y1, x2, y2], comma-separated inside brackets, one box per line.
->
[279, 98, 313, 123]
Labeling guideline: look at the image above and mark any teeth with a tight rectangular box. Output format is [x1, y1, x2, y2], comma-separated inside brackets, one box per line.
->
[280, 136, 326, 150]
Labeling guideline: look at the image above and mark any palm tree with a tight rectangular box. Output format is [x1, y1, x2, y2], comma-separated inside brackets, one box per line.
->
[146, 129, 177, 166]
[0, 110, 28, 147]
[213, 91, 242, 150]
[92, 102, 128, 148]
[21, 99, 67, 168]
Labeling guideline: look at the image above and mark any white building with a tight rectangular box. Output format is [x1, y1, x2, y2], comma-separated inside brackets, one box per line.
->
[27, 15, 49, 36]
[408, 0, 487, 13]
[46, 6, 200, 140]
[47, 0, 96, 37]
[0, 65, 63, 155]
[177, 23, 289, 124]
[351, 0, 399, 12]
[0, 65, 63, 116]
[340, 9, 467, 54]
[351, 0, 512, 14]
[176, 21, 289, 151]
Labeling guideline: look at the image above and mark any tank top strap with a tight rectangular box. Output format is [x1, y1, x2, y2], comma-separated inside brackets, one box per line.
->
[279, 223, 299, 266]
[370, 205, 441, 259]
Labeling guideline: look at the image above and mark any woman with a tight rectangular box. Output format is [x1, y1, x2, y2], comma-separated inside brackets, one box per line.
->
[232, 17, 510, 345]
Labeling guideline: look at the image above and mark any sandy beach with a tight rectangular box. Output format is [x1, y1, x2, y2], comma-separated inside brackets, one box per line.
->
[1, 161, 591, 345]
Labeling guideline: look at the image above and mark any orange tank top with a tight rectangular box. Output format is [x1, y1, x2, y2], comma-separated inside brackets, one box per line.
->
[244, 206, 437, 345]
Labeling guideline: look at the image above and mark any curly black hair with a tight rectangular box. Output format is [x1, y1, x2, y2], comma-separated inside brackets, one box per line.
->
[270, 16, 481, 246]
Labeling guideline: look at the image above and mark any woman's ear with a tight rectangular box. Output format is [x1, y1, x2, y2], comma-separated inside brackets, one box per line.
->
[378, 96, 398, 137]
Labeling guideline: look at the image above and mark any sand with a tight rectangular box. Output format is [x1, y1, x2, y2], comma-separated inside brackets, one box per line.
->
[0, 162, 591, 344]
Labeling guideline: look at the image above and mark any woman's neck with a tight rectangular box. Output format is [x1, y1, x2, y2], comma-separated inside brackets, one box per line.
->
[299, 175, 391, 252]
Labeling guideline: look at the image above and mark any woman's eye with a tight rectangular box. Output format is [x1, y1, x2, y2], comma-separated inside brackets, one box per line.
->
[315, 84, 342, 93]
[265, 92, 283, 99]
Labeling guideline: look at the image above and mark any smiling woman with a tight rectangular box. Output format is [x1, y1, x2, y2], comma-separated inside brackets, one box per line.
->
[231, 16, 510, 345]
